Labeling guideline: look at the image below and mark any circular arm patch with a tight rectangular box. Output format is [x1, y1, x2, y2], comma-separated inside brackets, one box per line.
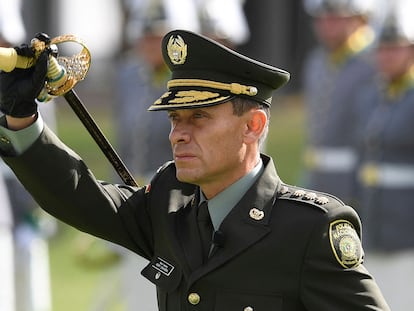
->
[329, 220, 363, 269]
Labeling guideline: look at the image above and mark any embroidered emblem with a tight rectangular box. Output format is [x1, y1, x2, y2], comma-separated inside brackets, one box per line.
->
[278, 185, 289, 195]
[167, 34, 188, 65]
[169, 90, 220, 104]
[152, 257, 175, 276]
[315, 196, 329, 205]
[292, 189, 306, 197]
[329, 220, 363, 268]
[153, 91, 171, 105]
[303, 192, 317, 200]
[249, 208, 264, 220]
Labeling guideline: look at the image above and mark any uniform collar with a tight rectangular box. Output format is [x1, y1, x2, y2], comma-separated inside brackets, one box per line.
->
[199, 158, 264, 230]
[329, 25, 374, 66]
[386, 66, 414, 99]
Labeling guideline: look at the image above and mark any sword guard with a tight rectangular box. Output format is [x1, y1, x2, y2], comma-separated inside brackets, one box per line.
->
[36, 34, 91, 101]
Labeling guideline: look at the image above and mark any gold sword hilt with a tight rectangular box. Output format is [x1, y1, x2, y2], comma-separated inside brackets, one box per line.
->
[0, 34, 91, 101]
[0, 33, 138, 187]
[35, 34, 91, 101]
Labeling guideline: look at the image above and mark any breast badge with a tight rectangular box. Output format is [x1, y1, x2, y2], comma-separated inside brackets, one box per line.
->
[249, 208, 264, 220]
[329, 220, 363, 268]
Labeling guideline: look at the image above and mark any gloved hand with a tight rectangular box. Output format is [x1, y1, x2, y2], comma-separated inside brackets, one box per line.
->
[0, 48, 49, 117]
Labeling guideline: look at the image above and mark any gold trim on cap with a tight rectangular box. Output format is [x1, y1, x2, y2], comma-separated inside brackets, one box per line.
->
[168, 79, 258, 96]
[151, 93, 231, 110]
[169, 90, 220, 103]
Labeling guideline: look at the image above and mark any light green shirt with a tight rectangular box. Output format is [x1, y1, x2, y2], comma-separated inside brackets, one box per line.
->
[200, 159, 264, 231]
[0, 113, 44, 155]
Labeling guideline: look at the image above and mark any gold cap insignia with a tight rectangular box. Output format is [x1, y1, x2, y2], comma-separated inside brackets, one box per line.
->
[249, 208, 264, 221]
[329, 220, 363, 269]
[167, 34, 187, 65]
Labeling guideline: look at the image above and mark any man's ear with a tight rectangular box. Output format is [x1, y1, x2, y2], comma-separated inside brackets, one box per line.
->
[243, 109, 267, 144]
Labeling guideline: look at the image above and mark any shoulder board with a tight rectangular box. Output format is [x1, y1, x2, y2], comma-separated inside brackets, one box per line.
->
[147, 161, 176, 188]
[276, 183, 345, 213]
[155, 160, 175, 175]
[147, 161, 196, 197]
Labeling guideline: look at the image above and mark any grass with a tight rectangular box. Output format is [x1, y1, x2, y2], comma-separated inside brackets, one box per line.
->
[46, 94, 305, 311]
[48, 96, 126, 311]
[267, 95, 305, 184]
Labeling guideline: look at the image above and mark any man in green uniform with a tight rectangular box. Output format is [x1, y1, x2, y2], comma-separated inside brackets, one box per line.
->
[0, 29, 389, 310]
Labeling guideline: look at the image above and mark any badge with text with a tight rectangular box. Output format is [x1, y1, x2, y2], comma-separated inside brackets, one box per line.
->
[329, 220, 363, 268]
[152, 257, 175, 277]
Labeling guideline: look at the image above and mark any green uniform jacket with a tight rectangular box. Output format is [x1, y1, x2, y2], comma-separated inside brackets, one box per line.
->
[3, 127, 389, 311]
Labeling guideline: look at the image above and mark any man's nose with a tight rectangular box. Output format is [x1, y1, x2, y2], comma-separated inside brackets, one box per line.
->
[169, 122, 191, 144]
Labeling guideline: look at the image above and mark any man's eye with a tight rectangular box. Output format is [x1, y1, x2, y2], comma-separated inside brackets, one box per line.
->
[168, 113, 178, 121]
[193, 112, 206, 119]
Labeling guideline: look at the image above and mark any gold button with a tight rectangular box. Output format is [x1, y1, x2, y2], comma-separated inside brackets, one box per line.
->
[188, 292, 200, 305]
[244, 307, 254, 311]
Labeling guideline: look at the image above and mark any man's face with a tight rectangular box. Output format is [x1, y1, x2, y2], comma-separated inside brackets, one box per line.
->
[137, 34, 165, 69]
[313, 14, 363, 51]
[168, 102, 249, 195]
[376, 44, 414, 81]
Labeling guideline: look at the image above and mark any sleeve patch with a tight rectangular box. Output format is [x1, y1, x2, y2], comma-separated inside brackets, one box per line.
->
[329, 220, 363, 269]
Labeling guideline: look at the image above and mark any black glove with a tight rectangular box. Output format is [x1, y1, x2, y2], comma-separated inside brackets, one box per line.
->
[14, 43, 35, 58]
[0, 49, 49, 117]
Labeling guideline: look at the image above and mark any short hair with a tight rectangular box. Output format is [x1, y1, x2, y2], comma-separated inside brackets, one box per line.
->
[230, 97, 270, 150]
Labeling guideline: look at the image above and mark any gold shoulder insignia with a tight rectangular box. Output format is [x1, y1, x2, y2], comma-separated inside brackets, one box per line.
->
[276, 184, 337, 212]
[167, 35, 187, 65]
[329, 220, 363, 269]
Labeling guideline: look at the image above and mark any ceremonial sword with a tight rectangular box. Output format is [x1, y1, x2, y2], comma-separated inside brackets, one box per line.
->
[0, 34, 138, 187]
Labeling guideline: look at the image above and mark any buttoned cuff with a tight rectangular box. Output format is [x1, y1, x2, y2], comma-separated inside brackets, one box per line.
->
[0, 113, 44, 156]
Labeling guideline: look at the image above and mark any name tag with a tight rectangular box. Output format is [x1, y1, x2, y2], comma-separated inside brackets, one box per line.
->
[152, 257, 175, 276]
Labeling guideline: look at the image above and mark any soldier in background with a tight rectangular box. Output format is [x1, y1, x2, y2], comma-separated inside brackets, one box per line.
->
[0, 3, 22, 310]
[300, 0, 377, 206]
[356, 1, 414, 309]
[0, 154, 13, 311]
[0, 1, 55, 310]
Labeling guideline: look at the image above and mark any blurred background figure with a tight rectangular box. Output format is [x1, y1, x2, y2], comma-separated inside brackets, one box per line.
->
[300, 0, 377, 206]
[355, 1, 414, 309]
[7, 101, 57, 311]
[0, 2, 21, 310]
[0, 1, 56, 310]
[0, 164, 14, 311]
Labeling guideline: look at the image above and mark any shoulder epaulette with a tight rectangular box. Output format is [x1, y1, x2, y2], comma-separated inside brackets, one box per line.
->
[147, 161, 176, 187]
[148, 161, 196, 197]
[276, 184, 345, 212]
[155, 160, 175, 175]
